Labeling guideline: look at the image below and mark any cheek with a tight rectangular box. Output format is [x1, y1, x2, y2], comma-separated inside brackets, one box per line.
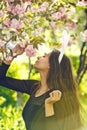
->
[41, 62, 50, 70]
[34, 61, 43, 68]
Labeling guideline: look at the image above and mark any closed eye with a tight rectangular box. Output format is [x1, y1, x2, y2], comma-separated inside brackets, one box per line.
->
[43, 55, 46, 57]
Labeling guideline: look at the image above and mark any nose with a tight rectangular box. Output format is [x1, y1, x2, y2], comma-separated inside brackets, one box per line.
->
[37, 56, 40, 60]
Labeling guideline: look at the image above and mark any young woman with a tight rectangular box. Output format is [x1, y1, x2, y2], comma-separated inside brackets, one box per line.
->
[0, 45, 82, 130]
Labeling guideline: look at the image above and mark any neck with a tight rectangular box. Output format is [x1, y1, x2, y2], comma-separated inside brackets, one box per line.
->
[39, 71, 49, 90]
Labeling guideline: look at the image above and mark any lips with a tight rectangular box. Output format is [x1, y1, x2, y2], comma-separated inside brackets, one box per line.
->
[35, 60, 39, 64]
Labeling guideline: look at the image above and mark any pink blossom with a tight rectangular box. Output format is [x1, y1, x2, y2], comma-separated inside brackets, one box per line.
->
[66, 22, 77, 30]
[15, 4, 25, 16]
[0, 40, 6, 47]
[0, 11, 4, 17]
[76, 0, 87, 6]
[7, 3, 25, 16]
[7, 4, 16, 15]
[10, 19, 24, 29]
[31, 2, 48, 13]
[3, 20, 11, 27]
[31, 7, 40, 13]
[39, 2, 49, 12]
[4, 18, 24, 29]
[50, 21, 56, 29]
[52, 7, 66, 20]
[5, 0, 15, 2]
[25, 45, 36, 57]
[58, 7, 67, 19]
[38, 27, 44, 33]
[51, 12, 60, 20]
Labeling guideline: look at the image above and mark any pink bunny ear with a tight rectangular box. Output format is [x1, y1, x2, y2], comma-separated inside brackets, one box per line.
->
[59, 30, 70, 63]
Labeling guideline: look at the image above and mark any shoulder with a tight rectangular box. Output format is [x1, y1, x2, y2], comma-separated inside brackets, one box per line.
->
[29, 80, 40, 94]
[22, 79, 39, 95]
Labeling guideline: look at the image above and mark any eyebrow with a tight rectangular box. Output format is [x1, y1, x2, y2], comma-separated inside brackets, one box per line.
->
[45, 53, 50, 57]
[45, 53, 49, 56]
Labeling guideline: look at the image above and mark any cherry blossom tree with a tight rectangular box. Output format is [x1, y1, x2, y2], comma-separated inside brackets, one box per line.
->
[0, 0, 87, 80]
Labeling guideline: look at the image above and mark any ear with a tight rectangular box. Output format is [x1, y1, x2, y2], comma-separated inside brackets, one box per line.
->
[48, 64, 50, 69]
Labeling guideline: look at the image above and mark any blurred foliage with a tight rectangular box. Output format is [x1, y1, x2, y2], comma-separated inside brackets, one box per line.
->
[0, 105, 26, 130]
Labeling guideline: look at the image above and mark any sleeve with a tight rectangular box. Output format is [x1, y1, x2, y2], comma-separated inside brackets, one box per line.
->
[0, 62, 38, 94]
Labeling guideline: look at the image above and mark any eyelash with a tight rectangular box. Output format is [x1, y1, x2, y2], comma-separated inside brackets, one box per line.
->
[43, 55, 46, 57]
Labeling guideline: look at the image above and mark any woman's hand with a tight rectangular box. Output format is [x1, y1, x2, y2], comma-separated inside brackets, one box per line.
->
[45, 90, 62, 105]
[12, 44, 25, 57]
[45, 90, 62, 117]
[4, 44, 25, 65]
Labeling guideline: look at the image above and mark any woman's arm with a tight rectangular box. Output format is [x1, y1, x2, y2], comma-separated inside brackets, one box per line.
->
[0, 62, 38, 94]
[0, 44, 38, 94]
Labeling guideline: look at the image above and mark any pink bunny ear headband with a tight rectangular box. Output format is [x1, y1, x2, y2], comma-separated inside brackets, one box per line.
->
[58, 30, 70, 63]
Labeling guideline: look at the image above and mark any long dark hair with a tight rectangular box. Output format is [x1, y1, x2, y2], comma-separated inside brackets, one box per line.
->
[46, 49, 82, 130]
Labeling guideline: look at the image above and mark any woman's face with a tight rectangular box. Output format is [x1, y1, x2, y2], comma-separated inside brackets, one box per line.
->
[34, 53, 51, 71]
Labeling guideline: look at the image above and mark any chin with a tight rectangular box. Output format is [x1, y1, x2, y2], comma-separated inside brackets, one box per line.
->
[34, 64, 38, 69]
[34, 64, 42, 72]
